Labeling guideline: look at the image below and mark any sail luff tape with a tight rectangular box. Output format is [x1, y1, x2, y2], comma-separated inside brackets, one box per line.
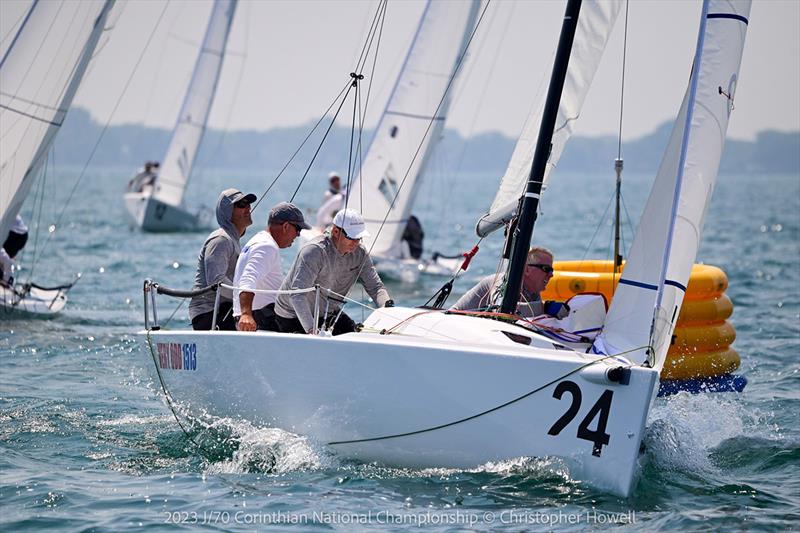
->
[524, 193, 541, 199]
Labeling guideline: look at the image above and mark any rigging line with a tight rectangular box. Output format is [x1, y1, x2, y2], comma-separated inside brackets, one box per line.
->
[36, 1, 171, 257]
[343, 76, 362, 213]
[289, 78, 357, 202]
[328, 350, 640, 446]
[365, 0, 493, 259]
[352, 0, 387, 74]
[0, 0, 32, 52]
[25, 148, 50, 282]
[617, 0, 630, 160]
[580, 190, 615, 262]
[252, 75, 353, 212]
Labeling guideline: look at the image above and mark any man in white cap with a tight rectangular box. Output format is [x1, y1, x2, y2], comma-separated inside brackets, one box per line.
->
[189, 188, 256, 330]
[275, 208, 393, 335]
[315, 171, 345, 228]
[233, 202, 310, 332]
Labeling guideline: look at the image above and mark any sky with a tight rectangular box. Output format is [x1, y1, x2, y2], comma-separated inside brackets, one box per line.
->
[2, 0, 798, 141]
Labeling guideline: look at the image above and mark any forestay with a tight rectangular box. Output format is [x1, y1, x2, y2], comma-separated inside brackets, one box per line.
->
[593, 0, 751, 370]
[349, 0, 480, 258]
[0, 0, 115, 239]
[153, 0, 237, 208]
[476, 0, 622, 237]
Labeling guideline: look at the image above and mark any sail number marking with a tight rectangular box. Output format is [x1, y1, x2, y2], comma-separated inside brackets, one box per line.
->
[547, 381, 613, 456]
[156, 342, 197, 371]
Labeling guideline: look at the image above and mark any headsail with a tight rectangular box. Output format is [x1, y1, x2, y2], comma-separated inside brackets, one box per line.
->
[153, 0, 238, 208]
[0, 0, 116, 240]
[348, 0, 480, 258]
[476, 0, 622, 237]
[593, 0, 751, 370]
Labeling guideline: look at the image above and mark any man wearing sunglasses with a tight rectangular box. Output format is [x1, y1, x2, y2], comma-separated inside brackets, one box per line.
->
[233, 202, 310, 332]
[275, 208, 393, 335]
[189, 188, 256, 330]
[450, 246, 569, 319]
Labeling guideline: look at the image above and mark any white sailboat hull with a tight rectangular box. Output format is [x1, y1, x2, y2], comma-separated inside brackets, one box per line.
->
[140, 308, 658, 496]
[1, 284, 67, 315]
[124, 192, 203, 232]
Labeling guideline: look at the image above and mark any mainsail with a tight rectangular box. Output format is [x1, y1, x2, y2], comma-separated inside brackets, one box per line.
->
[152, 0, 237, 208]
[593, 0, 751, 370]
[476, 0, 622, 237]
[348, 0, 480, 258]
[0, 0, 116, 240]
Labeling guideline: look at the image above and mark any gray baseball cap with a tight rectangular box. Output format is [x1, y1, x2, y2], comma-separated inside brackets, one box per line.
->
[268, 201, 311, 230]
[222, 188, 257, 205]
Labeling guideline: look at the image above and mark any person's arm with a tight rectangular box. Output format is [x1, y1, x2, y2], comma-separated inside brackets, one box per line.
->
[237, 292, 257, 331]
[203, 237, 235, 300]
[451, 276, 493, 311]
[287, 247, 324, 333]
[357, 253, 391, 307]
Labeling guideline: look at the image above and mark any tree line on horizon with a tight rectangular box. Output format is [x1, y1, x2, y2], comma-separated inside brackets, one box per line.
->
[56, 108, 799, 176]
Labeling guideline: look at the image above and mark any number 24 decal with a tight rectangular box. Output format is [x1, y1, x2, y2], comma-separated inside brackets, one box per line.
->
[547, 380, 613, 457]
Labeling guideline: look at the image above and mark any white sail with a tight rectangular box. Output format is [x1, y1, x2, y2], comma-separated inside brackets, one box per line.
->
[476, 0, 622, 237]
[349, 0, 480, 258]
[153, 0, 237, 208]
[593, 0, 751, 370]
[0, 0, 115, 240]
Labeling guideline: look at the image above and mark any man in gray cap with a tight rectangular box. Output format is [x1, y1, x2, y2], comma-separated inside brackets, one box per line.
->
[275, 208, 393, 335]
[189, 188, 256, 330]
[233, 202, 310, 332]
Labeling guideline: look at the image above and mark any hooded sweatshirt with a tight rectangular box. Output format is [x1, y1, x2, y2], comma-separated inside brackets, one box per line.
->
[188, 190, 244, 320]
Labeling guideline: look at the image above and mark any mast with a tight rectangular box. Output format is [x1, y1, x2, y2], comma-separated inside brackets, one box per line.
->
[500, 0, 582, 313]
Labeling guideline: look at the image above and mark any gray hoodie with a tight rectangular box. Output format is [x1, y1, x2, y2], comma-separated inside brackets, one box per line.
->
[188, 190, 244, 320]
[275, 234, 390, 332]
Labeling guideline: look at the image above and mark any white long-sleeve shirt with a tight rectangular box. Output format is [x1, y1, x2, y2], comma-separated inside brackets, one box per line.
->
[233, 230, 283, 316]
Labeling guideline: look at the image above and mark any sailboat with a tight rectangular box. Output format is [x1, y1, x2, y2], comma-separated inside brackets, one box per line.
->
[1, 0, 116, 315]
[138, 0, 750, 497]
[315, 0, 480, 283]
[124, 0, 237, 232]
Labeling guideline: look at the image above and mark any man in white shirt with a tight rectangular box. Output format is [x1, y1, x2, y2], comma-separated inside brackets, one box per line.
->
[233, 202, 310, 331]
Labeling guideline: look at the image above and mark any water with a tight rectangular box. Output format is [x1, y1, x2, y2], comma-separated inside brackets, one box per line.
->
[2, 166, 798, 531]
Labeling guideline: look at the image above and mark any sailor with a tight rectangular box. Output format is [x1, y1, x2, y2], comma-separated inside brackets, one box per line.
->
[324, 171, 342, 200]
[233, 202, 310, 332]
[275, 208, 394, 335]
[0, 215, 28, 287]
[188, 188, 256, 330]
[127, 161, 158, 193]
[315, 172, 346, 228]
[401, 215, 425, 260]
[450, 246, 569, 319]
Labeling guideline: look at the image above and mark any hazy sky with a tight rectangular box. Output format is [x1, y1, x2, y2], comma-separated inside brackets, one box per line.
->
[2, 0, 798, 141]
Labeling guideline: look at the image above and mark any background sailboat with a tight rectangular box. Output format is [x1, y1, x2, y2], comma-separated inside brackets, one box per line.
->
[345, 0, 480, 281]
[124, 0, 237, 232]
[0, 0, 115, 314]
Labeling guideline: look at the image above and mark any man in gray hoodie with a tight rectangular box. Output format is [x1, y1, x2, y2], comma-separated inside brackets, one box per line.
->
[189, 188, 256, 330]
[275, 208, 393, 335]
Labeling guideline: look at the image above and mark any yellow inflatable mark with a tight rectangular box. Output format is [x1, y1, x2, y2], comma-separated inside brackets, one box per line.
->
[543, 260, 740, 379]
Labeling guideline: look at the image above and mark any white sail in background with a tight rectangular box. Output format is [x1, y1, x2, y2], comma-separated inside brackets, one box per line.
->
[594, 0, 751, 370]
[476, 0, 622, 237]
[349, 0, 480, 258]
[0, 0, 115, 240]
[153, 0, 237, 208]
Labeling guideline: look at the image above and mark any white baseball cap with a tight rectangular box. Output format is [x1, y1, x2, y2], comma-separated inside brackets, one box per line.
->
[333, 208, 370, 240]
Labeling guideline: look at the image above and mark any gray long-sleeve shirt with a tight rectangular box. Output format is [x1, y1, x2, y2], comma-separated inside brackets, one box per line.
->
[450, 274, 543, 317]
[275, 234, 390, 332]
[188, 191, 243, 320]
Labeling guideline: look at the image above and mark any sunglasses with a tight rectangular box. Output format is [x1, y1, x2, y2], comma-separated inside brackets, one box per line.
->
[234, 200, 251, 209]
[527, 263, 554, 274]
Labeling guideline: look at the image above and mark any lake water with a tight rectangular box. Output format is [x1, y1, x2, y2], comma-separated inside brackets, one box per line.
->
[1, 165, 798, 531]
